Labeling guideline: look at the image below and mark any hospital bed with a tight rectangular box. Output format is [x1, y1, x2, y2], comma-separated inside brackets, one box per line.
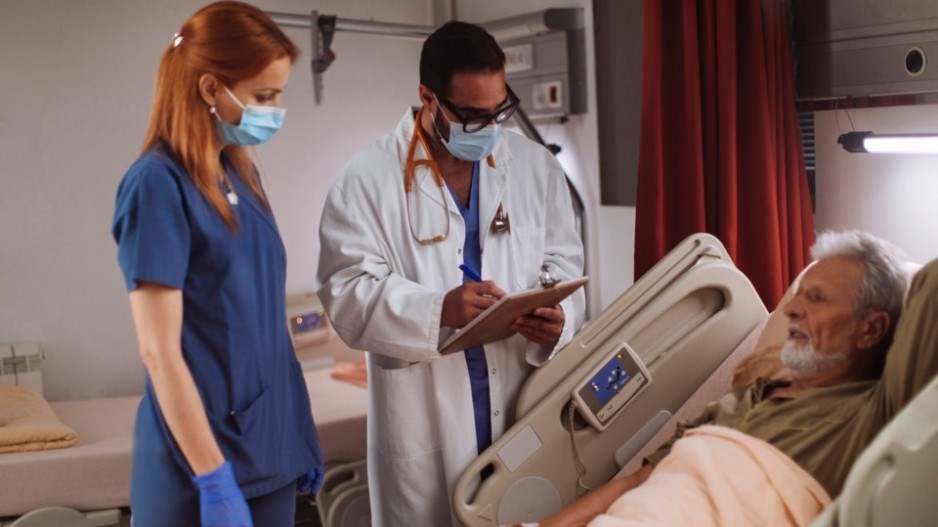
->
[453, 232, 767, 525]
[454, 232, 938, 526]
[0, 363, 369, 527]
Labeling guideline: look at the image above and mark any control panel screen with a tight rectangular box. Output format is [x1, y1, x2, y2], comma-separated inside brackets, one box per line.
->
[589, 355, 632, 405]
[572, 342, 650, 430]
[291, 310, 326, 335]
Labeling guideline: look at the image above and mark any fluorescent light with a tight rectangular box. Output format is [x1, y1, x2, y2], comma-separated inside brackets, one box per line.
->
[838, 131, 938, 154]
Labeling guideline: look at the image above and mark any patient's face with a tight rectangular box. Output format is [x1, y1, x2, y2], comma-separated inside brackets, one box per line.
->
[783, 257, 864, 362]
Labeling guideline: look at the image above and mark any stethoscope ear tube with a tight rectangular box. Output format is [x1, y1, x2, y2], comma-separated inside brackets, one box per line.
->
[405, 107, 451, 245]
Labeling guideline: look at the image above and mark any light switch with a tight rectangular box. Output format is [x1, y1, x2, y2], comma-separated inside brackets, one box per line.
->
[532, 80, 563, 110]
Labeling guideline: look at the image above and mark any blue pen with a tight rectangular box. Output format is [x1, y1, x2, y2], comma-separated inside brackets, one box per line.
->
[459, 264, 483, 282]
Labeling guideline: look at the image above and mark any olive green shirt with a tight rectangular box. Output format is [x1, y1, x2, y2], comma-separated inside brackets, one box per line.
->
[647, 260, 938, 497]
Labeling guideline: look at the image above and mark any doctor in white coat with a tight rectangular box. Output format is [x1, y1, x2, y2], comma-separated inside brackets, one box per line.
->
[316, 21, 585, 526]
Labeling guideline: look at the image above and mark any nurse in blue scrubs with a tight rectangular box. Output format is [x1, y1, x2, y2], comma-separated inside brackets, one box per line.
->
[111, 2, 323, 526]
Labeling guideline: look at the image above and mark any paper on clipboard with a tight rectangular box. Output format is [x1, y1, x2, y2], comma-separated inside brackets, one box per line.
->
[438, 276, 589, 355]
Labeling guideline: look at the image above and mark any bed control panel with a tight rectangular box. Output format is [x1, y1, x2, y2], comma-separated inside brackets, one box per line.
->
[571, 342, 651, 431]
[286, 292, 332, 349]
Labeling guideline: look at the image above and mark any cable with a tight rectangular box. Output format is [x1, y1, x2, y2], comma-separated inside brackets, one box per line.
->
[845, 107, 857, 132]
[833, 97, 843, 135]
[566, 401, 592, 495]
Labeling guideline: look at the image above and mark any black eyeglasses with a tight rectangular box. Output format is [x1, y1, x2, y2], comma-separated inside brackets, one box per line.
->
[434, 84, 521, 133]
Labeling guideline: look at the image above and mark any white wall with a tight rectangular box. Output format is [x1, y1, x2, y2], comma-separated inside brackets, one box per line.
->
[815, 105, 938, 264]
[0, 0, 431, 400]
[455, 0, 637, 313]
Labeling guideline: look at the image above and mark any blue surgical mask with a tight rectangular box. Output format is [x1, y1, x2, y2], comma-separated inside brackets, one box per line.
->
[214, 85, 285, 146]
[432, 100, 502, 161]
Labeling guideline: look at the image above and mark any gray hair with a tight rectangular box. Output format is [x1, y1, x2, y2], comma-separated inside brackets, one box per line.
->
[811, 230, 908, 324]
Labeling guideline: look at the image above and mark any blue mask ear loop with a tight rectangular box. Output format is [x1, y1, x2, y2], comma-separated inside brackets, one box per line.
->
[209, 85, 246, 122]
[211, 85, 246, 128]
[204, 102, 239, 205]
[430, 95, 455, 146]
[222, 85, 247, 111]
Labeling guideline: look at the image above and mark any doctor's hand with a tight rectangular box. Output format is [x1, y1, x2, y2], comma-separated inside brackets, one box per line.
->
[441, 281, 506, 328]
[512, 305, 565, 345]
[193, 461, 254, 527]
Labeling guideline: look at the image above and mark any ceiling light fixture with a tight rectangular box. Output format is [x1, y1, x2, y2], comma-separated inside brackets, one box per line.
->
[838, 131, 938, 154]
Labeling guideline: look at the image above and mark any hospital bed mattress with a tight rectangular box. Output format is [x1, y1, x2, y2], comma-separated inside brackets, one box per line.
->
[0, 396, 139, 517]
[0, 368, 368, 519]
[303, 367, 368, 463]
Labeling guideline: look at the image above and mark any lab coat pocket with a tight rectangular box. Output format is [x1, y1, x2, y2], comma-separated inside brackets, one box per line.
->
[510, 226, 546, 288]
[370, 362, 441, 458]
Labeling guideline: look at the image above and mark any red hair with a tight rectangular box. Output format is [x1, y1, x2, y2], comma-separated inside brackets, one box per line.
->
[142, 1, 300, 229]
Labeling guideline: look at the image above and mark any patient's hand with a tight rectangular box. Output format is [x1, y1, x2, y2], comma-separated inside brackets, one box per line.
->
[539, 464, 653, 527]
[512, 304, 564, 345]
[441, 281, 506, 328]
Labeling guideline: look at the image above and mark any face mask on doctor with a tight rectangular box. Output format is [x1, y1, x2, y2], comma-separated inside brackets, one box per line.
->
[432, 95, 504, 162]
[213, 85, 285, 146]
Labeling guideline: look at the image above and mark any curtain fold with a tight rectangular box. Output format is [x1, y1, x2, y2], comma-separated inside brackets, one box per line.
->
[635, 0, 815, 309]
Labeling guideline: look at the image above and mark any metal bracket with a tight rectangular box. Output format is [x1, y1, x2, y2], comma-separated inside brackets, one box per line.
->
[311, 12, 337, 105]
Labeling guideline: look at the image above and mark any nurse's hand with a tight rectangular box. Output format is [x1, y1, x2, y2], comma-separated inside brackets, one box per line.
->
[296, 464, 325, 495]
[441, 281, 506, 328]
[512, 305, 564, 345]
[193, 461, 254, 527]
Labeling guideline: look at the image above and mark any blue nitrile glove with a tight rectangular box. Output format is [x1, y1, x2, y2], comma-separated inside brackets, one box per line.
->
[296, 464, 325, 495]
[192, 461, 254, 527]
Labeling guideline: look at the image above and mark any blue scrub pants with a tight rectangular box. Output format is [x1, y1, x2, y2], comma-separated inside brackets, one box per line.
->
[131, 482, 295, 527]
[130, 399, 296, 526]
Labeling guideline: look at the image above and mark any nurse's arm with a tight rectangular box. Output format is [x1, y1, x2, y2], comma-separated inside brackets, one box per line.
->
[129, 282, 226, 476]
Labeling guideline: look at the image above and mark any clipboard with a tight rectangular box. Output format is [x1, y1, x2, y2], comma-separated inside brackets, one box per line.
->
[438, 276, 589, 355]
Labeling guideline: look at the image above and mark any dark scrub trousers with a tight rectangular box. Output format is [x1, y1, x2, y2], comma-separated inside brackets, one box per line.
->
[448, 161, 493, 455]
[112, 146, 324, 526]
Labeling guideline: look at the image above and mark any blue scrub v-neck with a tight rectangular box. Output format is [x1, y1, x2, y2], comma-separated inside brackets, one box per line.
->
[447, 161, 492, 454]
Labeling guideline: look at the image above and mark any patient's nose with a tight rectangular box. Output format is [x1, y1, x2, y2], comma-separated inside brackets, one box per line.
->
[783, 296, 803, 319]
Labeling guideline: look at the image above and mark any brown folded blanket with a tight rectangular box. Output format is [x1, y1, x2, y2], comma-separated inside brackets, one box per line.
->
[0, 386, 77, 453]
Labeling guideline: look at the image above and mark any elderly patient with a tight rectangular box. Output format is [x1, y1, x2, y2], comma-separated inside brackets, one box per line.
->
[541, 230, 938, 526]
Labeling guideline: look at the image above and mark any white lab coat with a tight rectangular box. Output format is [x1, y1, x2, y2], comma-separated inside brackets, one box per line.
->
[316, 109, 585, 526]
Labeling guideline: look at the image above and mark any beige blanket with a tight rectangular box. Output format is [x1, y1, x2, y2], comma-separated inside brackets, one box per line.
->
[588, 426, 830, 527]
[0, 386, 77, 453]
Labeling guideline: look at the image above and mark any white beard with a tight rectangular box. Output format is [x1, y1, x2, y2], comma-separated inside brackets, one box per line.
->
[780, 338, 849, 377]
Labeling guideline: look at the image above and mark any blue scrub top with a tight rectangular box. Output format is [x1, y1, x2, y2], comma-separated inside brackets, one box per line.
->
[112, 146, 323, 499]
[448, 162, 492, 454]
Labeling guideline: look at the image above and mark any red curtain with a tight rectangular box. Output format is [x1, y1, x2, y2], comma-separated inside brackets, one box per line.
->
[634, 0, 815, 309]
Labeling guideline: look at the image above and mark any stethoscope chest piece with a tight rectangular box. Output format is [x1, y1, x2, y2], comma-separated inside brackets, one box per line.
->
[491, 202, 511, 235]
[539, 264, 560, 288]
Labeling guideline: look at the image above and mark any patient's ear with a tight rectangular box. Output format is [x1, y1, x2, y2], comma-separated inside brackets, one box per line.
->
[856, 311, 891, 351]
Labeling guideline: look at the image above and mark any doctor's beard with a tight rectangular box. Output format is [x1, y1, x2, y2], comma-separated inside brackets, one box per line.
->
[780, 327, 850, 378]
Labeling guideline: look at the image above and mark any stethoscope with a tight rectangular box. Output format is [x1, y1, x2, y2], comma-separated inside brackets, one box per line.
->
[404, 107, 511, 244]
[404, 107, 450, 245]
